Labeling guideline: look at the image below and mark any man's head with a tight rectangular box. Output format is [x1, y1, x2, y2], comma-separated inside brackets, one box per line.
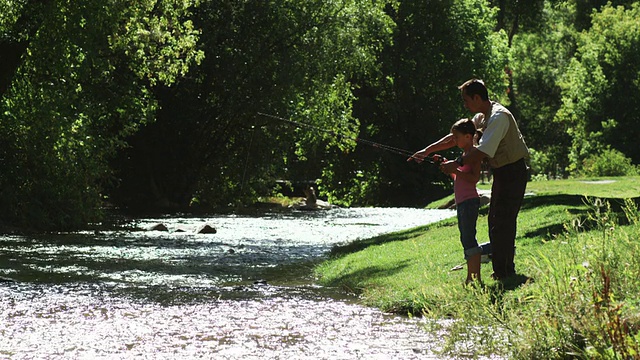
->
[458, 78, 489, 100]
[458, 78, 489, 113]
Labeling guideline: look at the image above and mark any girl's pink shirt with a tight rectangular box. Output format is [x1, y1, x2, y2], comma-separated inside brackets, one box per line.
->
[453, 163, 479, 204]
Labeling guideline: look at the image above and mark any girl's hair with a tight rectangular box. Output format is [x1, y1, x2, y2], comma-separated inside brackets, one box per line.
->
[451, 118, 476, 136]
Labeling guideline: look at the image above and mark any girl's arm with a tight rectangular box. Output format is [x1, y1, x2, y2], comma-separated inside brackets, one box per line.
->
[453, 158, 481, 185]
[408, 133, 456, 162]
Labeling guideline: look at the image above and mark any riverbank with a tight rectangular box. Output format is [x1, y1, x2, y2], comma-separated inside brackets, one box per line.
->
[314, 176, 640, 359]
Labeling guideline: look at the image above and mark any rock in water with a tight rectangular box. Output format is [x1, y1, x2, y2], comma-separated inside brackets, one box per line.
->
[196, 224, 217, 234]
[148, 223, 169, 231]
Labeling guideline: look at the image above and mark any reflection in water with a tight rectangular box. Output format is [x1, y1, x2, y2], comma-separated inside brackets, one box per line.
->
[0, 208, 455, 359]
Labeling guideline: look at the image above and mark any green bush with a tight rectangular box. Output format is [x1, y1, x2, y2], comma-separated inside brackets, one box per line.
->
[528, 147, 568, 180]
[579, 149, 638, 177]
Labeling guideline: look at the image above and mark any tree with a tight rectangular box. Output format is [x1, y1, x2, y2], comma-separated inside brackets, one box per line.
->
[0, 0, 203, 229]
[574, 0, 637, 31]
[490, 0, 547, 46]
[509, 0, 578, 177]
[109, 0, 396, 210]
[555, 2, 640, 173]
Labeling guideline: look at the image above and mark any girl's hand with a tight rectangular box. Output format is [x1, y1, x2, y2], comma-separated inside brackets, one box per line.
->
[407, 150, 429, 163]
[440, 160, 458, 174]
[432, 154, 447, 164]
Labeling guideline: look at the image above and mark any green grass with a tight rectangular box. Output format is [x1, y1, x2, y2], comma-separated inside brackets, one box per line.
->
[315, 176, 640, 359]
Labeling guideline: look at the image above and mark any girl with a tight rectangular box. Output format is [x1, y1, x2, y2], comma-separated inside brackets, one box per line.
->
[448, 118, 483, 284]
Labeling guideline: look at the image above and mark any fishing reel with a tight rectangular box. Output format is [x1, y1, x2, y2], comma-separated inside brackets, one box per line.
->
[430, 154, 446, 165]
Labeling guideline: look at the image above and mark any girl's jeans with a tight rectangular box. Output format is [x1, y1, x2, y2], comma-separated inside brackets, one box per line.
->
[457, 197, 482, 260]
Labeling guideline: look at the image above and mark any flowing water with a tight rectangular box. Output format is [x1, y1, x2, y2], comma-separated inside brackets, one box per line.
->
[0, 207, 457, 359]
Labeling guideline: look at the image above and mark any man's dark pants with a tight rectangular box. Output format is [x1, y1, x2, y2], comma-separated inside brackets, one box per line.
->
[489, 158, 528, 279]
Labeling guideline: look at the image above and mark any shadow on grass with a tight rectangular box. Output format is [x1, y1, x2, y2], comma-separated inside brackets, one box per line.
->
[521, 193, 640, 212]
[319, 260, 412, 292]
[521, 194, 640, 239]
[472, 273, 536, 311]
[495, 273, 534, 291]
[328, 220, 457, 258]
[520, 194, 586, 240]
[520, 193, 587, 210]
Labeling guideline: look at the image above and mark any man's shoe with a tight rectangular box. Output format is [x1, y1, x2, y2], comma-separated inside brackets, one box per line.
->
[490, 272, 515, 281]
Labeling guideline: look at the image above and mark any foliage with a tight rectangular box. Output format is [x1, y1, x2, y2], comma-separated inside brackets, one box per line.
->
[579, 148, 638, 177]
[489, 0, 547, 45]
[574, 0, 638, 31]
[509, 0, 578, 178]
[556, 2, 640, 175]
[109, 0, 396, 210]
[0, 0, 202, 229]
[319, 157, 382, 207]
[528, 148, 558, 180]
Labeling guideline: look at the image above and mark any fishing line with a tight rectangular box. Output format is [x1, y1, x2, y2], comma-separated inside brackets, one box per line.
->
[257, 112, 441, 164]
[240, 125, 256, 195]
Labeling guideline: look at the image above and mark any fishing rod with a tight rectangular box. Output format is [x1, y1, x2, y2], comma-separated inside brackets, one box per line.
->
[257, 112, 442, 164]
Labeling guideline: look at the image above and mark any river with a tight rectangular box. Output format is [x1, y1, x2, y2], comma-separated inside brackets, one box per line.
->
[0, 207, 457, 359]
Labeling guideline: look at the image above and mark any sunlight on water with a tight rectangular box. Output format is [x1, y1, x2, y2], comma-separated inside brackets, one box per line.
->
[0, 207, 459, 359]
[1, 283, 447, 359]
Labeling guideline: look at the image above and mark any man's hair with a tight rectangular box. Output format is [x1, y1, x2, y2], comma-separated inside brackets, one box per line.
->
[451, 118, 476, 135]
[458, 78, 489, 101]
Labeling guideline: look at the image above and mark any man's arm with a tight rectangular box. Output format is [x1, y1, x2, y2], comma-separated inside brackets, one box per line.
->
[408, 133, 456, 162]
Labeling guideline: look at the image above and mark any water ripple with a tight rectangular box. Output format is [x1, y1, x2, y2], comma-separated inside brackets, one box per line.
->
[0, 207, 456, 359]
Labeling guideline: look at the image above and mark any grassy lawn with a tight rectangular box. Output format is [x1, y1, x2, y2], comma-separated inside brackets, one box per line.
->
[314, 176, 640, 359]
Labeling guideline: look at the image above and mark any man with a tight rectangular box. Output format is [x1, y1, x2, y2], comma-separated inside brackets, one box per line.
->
[410, 79, 529, 280]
